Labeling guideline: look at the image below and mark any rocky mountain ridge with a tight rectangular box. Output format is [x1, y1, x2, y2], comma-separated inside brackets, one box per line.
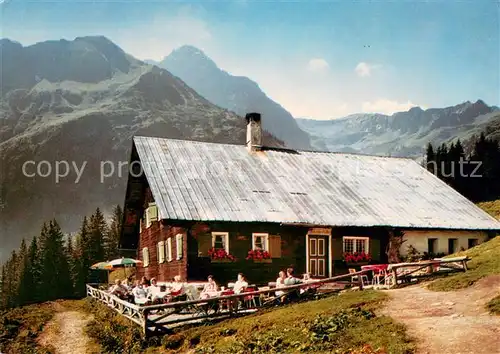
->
[297, 100, 500, 156]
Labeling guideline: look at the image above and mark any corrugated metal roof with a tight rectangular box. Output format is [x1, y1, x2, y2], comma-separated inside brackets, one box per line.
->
[133, 136, 500, 230]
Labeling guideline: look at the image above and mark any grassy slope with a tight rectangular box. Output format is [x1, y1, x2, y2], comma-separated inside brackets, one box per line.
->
[84, 291, 415, 354]
[477, 199, 500, 221]
[0, 302, 56, 354]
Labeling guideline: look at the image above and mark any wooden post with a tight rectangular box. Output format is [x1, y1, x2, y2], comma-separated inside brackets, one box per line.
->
[392, 268, 398, 287]
[358, 274, 364, 290]
[142, 309, 149, 338]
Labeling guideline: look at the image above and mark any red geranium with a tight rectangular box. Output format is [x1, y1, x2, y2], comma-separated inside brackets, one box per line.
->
[208, 247, 236, 261]
[343, 252, 372, 263]
[246, 249, 271, 260]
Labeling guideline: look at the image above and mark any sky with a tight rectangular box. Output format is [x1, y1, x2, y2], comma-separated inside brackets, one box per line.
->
[1, 0, 499, 119]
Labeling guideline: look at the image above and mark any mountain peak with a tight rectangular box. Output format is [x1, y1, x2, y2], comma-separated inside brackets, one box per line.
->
[163, 45, 218, 70]
[175, 45, 208, 57]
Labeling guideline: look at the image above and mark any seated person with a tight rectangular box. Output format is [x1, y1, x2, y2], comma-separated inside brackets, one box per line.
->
[122, 278, 132, 292]
[275, 271, 286, 297]
[300, 273, 317, 295]
[200, 275, 219, 299]
[170, 275, 185, 297]
[284, 267, 303, 285]
[148, 277, 163, 303]
[233, 273, 248, 294]
[283, 267, 302, 302]
[132, 280, 151, 305]
[110, 279, 128, 299]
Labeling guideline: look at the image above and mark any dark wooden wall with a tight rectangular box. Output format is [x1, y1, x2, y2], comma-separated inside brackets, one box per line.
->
[135, 218, 392, 284]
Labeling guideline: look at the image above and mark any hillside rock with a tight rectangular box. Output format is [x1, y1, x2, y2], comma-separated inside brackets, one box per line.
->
[0, 37, 284, 262]
[152, 45, 312, 150]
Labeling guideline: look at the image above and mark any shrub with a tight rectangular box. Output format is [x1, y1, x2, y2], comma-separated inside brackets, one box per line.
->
[84, 298, 151, 353]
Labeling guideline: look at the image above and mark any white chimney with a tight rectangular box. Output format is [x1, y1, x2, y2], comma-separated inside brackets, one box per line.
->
[245, 112, 262, 152]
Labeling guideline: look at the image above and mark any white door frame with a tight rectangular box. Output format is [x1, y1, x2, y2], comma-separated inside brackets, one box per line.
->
[305, 229, 332, 277]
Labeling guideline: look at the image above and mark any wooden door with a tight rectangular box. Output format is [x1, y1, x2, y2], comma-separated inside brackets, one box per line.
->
[308, 235, 329, 277]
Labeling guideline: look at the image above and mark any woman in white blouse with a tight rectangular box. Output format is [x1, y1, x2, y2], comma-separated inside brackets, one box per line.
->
[200, 275, 219, 299]
[275, 271, 286, 298]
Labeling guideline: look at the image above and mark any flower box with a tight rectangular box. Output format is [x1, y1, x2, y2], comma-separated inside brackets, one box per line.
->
[207, 248, 237, 262]
[345, 262, 369, 268]
[246, 249, 272, 262]
[211, 259, 232, 263]
[343, 252, 372, 264]
[253, 259, 272, 263]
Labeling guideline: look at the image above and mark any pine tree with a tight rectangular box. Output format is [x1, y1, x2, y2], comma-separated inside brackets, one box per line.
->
[0, 265, 7, 309]
[106, 204, 123, 259]
[425, 143, 435, 174]
[15, 239, 29, 306]
[18, 236, 41, 305]
[3, 250, 18, 308]
[39, 220, 73, 301]
[66, 234, 76, 295]
[89, 208, 107, 264]
[74, 216, 91, 297]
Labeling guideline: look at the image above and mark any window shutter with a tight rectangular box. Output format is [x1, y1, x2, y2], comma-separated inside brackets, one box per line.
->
[198, 234, 212, 256]
[158, 241, 165, 263]
[176, 234, 183, 260]
[149, 203, 158, 223]
[143, 247, 149, 267]
[370, 238, 380, 262]
[332, 237, 343, 260]
[145, 209, 150, 228]
[268, 235, 281, 258]
[167, 238, 172, 262]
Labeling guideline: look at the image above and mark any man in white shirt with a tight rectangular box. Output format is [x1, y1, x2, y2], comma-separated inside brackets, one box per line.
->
[132, 281, 150, 305]
[233, 273, 248, 294]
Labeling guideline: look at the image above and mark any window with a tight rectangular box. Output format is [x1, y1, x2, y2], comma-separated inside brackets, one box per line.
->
[157, 241, 165, 263]
[448, 238, 458, 254]
[342, 237, 369, 253]
[428, 238, 438, 254]
[145, 203, 158, 228]
[252, 233, 269, 251]
[176, 234, 183, 260]
[142, 247, 149, 267]
[166, 238, 173, 262]
[212, 232, 229, 253]
[468, 239, 478, 249]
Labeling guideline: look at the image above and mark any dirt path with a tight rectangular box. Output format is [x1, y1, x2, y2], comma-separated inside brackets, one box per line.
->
[380, 275, 500, 354]
[38, 305, 97, 354]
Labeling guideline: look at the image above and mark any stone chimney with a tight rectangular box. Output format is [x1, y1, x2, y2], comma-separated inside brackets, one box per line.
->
[245, 112, 262, 151]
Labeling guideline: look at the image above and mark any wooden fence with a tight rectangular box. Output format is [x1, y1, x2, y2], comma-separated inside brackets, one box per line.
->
[86, 257, 471, 337]
[86, 269, 370, 337]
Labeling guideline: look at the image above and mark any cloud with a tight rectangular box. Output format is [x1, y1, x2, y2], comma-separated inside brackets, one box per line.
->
[355, 62, 381, 77]
[307, 58, 330, 73]
[361, 99, 421, 115]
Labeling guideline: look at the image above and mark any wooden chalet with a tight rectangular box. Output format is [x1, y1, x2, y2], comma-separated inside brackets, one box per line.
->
[119, 113, 500, 285]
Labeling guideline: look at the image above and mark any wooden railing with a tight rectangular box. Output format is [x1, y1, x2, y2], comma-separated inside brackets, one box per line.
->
[86, 269, 370, 337]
